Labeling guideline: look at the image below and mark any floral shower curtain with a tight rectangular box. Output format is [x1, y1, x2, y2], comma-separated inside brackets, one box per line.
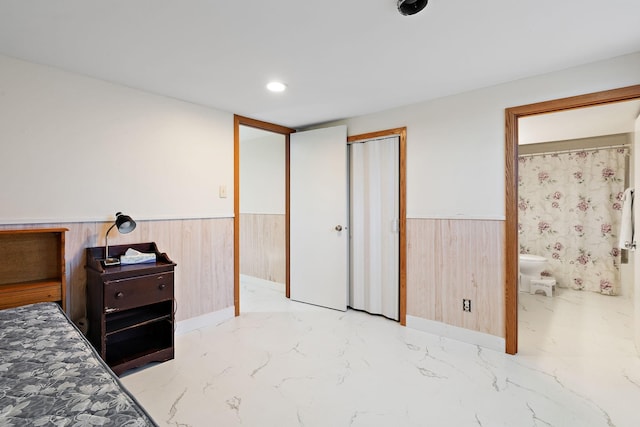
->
[518, 147, 628, 295]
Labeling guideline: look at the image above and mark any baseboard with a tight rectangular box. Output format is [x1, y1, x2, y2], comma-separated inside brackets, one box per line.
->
[175, 306, 234, 336]
[174, 276, 284, 335]
[240, 274, 284, 290]
[406, 315, 505, 353]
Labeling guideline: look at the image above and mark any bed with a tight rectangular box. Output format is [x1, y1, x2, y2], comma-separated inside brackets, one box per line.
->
[0, 302, 158, 426]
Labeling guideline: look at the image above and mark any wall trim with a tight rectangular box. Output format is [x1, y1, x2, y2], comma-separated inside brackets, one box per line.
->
[239, 212, 286, 216]
[0, 213, 236, 225]
[240, 274, 285, 289]
[175, 306, 234, 336]
[407, 215, 506, 221]
[406, 315, 505, 353]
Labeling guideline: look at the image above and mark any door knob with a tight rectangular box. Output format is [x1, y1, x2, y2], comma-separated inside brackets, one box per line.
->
[335, 225, 343, 231]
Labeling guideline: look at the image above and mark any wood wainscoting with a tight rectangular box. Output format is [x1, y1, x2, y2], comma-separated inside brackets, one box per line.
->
[0, 218, 234, 323]
[240, 213, 286, 284]
[406, 218, 505, 338]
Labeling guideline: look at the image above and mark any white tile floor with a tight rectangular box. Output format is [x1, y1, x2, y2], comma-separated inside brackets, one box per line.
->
[121, 280, 640, 427]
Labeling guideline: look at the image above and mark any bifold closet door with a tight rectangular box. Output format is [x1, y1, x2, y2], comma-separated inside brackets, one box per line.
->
[349, 136, 399, 320]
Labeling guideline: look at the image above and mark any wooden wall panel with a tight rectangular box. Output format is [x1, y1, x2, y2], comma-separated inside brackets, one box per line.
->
[406, 218, 505, 337]
[406, 219, 438, 320]
[1, 216, 503, 337]
[239, 214, 286, 284]
[0, 218, 234, 323]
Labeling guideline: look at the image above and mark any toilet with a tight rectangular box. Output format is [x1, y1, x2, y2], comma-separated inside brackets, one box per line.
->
[519, 254, 550, 293]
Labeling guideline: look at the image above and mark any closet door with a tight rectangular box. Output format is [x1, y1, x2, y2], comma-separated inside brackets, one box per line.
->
[349, 136, 399, 320]
[290, 125, 348, 311]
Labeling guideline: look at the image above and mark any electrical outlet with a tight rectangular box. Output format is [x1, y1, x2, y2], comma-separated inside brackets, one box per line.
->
[463, 299, 471, 312]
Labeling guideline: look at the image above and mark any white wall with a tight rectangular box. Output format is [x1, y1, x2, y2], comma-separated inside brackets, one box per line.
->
[323, 52, 640, 221]
[0, 55, 234, 223]
[239, 132, 286, 214]
[316, 52, 640, 346]
[5, 51, 638, 224]
[635, 112, 640, 354]
[3, 50, 640, 344]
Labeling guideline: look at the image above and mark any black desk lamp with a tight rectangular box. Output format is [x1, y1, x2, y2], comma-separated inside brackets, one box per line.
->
[398, 0, 428, 15]
[104, 212, 136, 266]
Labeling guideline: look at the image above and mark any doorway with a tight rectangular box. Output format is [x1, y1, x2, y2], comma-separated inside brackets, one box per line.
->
[233, 118, 407, 325]
[348, 128, 407, 324]
[517, 103, 638, 356]
[504, 84, 640, 354]
[238, 125, 287, 311]
[234, 115, 294, 315]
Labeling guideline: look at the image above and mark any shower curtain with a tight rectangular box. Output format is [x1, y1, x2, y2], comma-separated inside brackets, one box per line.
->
[518, 147, 628, 295]
[349, 136, 399, 319]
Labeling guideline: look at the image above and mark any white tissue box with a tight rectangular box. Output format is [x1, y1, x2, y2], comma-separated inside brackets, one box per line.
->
[120, 248, 156, 265]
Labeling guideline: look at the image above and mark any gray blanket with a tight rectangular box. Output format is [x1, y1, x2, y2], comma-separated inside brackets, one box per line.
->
[0, 302, 158, 426]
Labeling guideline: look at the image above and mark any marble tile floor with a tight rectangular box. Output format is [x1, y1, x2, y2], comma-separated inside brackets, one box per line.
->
[121, 280, 640, 427]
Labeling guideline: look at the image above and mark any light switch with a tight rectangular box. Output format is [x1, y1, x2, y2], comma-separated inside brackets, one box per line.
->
[219, 185, 227, 198]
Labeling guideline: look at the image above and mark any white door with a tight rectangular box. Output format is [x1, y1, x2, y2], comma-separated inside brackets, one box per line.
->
[290, 125, 348, 311]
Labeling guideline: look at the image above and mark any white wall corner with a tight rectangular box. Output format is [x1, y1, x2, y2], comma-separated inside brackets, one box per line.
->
[406, 315, 506, 353]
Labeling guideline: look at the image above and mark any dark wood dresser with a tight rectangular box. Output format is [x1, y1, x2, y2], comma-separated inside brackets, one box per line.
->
[85, 242, 176, 375]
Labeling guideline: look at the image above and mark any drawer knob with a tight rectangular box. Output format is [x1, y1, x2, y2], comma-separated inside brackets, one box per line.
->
[158, 283, 166, 290]
[115, 291, 124, 299]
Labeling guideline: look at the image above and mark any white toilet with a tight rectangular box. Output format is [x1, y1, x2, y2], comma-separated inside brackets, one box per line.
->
[519, 254, 550, 293]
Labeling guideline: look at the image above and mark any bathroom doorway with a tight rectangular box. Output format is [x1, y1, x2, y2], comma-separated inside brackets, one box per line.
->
[504, 84, 640, 355]
[516, 100, 639, 356]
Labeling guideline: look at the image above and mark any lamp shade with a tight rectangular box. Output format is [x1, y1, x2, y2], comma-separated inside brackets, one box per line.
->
[103, 212, 137, 266]
[398, 0, 428, 16]
[114, 212, 136, 234]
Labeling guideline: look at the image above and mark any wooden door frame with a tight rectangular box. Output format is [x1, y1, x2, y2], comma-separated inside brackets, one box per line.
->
[348, 127, 407, 325]
[234, 115, 295, 316]
[504, 84, 640, 354]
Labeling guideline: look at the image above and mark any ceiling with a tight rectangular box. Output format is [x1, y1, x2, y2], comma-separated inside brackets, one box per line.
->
[1, 1, 639, 129]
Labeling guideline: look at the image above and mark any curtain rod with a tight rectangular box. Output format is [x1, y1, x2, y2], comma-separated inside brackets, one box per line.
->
[519, 143, 630, 158]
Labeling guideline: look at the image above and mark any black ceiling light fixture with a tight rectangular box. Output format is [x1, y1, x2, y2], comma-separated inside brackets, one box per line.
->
[397, 0, 428, 16]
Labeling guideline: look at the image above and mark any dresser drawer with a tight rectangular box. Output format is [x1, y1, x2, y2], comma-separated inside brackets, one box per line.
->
[104, 272, 173, 312]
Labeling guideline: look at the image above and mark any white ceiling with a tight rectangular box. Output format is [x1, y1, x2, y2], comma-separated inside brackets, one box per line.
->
[1, 0, 639, 129]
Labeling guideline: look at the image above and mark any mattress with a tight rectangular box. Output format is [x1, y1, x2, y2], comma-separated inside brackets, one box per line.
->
[0, 302, 158, 426]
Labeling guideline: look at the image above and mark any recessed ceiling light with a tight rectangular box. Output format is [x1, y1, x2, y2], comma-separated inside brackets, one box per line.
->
[266, 81, 287, 92]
